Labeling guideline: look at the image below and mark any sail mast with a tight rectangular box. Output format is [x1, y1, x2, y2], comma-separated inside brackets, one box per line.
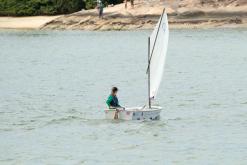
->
[148, 37, 151, 108]
[147, 8, 166, 108]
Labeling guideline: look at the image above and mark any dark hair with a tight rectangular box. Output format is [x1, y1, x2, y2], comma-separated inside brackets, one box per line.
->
[112, 87, 118, 93]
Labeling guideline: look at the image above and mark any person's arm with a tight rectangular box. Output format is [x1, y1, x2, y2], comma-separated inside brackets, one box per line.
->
[117, 104, 125, 110]
[106, 95, 113, 108]
[116, 97, 124, 109]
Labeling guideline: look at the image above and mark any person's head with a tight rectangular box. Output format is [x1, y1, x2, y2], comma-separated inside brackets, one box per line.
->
[111, 87, 118, 96]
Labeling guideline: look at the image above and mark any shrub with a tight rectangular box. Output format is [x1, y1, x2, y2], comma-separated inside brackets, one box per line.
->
[0, 0, 124, 16]
[0, 0, 85, 16]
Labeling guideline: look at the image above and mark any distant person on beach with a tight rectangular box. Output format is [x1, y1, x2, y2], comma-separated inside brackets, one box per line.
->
[97, 0, 104, 18]
[125, 0, 134, 9]
[130, 0, 134, 8]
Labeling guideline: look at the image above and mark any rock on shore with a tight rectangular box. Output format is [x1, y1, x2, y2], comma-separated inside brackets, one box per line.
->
[1, 0, 247, 30]
[41, 0, 247, 30]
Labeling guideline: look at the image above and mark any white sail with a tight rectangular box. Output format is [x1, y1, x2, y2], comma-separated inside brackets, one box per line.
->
[149, 10, 169, 99]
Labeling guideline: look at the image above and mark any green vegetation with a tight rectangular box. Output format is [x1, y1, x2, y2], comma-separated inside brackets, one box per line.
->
[0, 0, 85, 16]
[0, 0, 123, 16]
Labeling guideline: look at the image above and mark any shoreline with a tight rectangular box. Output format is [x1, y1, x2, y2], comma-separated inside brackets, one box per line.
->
[1, 1, 247, 30]
[1, 16, 246, 31]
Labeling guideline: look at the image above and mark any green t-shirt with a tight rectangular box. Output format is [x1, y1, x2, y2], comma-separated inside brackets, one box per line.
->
[106, 95, 120, 107]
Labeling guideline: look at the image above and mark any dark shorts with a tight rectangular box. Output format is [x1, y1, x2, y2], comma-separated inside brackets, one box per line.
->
[99, 8, 103, 16]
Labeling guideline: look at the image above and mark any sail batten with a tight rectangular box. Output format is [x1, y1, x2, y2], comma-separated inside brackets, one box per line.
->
[148, 10, 169, 99]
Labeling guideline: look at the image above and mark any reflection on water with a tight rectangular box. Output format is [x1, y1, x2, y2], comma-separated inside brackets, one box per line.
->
[0, 29, 247, 164]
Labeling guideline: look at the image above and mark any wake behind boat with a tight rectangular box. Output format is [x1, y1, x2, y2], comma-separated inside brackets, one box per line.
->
[105, 8, 169, 120]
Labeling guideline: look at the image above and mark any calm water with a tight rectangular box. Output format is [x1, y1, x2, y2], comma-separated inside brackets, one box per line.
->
[0, 29, 247, 164]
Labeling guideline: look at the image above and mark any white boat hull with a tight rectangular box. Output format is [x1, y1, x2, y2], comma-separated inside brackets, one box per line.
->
[104, 106, 162, 120]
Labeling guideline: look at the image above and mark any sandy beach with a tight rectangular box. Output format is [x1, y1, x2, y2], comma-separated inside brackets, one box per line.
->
[0, 0, 247, 30]
[0, 16, 60, 29]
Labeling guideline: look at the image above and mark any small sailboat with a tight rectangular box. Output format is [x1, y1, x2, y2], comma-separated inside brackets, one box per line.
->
[105, 9, 169, 120]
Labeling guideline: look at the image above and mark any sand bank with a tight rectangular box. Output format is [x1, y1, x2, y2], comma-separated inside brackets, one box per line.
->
[1, 0, 247, 30]
[0, 16, 60, 29]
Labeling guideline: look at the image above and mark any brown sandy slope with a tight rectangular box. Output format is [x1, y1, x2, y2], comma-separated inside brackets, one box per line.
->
[1, 0, 247, 30]
[41, 0, 247, 30]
